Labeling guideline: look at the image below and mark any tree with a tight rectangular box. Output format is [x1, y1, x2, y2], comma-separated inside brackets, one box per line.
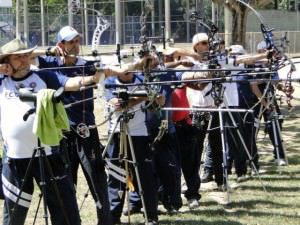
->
[212, 0, 272, 46]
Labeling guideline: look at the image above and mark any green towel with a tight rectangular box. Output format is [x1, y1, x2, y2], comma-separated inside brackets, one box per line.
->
[33, 89, 70, 146]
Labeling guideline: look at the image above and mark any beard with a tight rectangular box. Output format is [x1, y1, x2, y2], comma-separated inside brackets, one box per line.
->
[66, 46, 80, 56]
[12, 65, 30, 78]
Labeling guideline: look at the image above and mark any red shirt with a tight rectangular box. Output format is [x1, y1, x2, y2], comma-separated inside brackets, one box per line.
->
[171, 86, 192, 124]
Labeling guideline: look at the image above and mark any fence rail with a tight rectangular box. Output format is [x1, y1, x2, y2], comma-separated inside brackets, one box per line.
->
[0, 3, 299, 54]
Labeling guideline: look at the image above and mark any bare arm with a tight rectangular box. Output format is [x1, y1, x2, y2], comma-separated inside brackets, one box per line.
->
[250, 82, 268, 108]
[181, 71, 211, 91]
[172, 48, 201, 61]
[109, 95, 165, 111]
[165, 59, 194, 69]
[236, 51, 271, 65]
[64, 70, 104, 91]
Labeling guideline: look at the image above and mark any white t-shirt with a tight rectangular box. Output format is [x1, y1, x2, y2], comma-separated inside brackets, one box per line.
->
[105, 76, 148, 136]
[183, 62, 215, 107]
[0, 74, 52, 158]
[218, 57, 242, 107]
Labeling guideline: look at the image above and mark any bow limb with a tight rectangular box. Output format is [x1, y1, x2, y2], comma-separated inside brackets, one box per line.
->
[234, 0, 276, 51]
[234, 0, 266, 24]
[90, 9, 110, 53]
[69, 1, 110, 53]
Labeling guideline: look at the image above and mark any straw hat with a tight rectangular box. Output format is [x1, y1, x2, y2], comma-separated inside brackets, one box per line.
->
[0, 39, 37, 62]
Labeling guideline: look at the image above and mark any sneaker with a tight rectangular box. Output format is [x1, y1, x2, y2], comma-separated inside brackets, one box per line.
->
[148, 219, 159, 225]
[275, 158, 287, 166]
[166, 205, 178, 215]
[236, 175, 247, 183]
[216, 184, 229, 192]
[201, 171, 213, 183]
[251, 169, 259, 177]
[122, 206, 141, 216]
[187, 199, 199, 209]
[181, 182, 187, 194]
[216, 184, 225, 192]
[112, 218, 122, 225]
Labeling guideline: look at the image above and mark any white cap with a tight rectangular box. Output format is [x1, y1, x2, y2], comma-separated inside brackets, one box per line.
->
[257, 41, 267, 51]
[192, 33, 209, 47]
[229, 45, 246, 55]
[57, 26, 80, 43]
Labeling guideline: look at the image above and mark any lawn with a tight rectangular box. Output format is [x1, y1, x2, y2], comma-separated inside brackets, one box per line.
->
[0, 86, 300, 225]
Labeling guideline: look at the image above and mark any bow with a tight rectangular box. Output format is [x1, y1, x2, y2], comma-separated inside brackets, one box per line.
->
[70, 0, 110, 54]
[234, 0, 276, 52]
[138, 0, 163, 112]
[63, 0, 110, 138]
[235, 0, 294, 110]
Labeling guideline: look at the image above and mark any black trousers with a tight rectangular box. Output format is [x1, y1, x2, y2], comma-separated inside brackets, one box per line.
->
[175, 122, 204, 201]
[153, 132, 182, 209]
[254, 104, 285, 159]
[224, 110, 248, 176]
[63, 127, 113, 225]
[2, 152, 81, 225]
[107, 134, 158, 222]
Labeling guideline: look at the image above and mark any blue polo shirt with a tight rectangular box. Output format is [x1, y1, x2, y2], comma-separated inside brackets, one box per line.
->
[38, 56, 97, 125]
[146, 71, 182, 135]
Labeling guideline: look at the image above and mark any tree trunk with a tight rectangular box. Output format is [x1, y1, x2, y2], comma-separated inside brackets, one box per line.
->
[274, 0, 278, 9]
[231, 5, 248, 45]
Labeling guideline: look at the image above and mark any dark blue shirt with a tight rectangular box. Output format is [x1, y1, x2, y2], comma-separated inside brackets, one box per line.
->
[146, 71, 182, 135]
[236, 73, 256, 108]
[38, 56, 96, 125]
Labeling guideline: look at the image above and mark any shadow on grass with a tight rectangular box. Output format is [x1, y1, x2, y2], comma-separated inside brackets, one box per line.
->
[286, 157, 300, 165]
[225, 209, 300, 219]
[240, 185, 300, 192]
[158, 219, 243, 225]
[228, 199, 293, 209]
[255, 176, 300, 181]
[183, 205, 300, 218]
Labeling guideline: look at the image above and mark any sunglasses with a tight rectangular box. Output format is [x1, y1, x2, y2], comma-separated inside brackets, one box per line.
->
[64, 38, 81, 44]
[199, 41, 208, 45]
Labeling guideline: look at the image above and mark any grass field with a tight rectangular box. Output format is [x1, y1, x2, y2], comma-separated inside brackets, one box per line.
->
[1, 85, 300, 225]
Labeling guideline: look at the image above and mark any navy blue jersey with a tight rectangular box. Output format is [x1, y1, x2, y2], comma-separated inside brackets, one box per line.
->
[235, 73, 256, 108]
[146, 71, 182, 134]
[38, 56, 96, 125]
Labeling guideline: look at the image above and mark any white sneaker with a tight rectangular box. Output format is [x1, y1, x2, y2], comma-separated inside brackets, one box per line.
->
[236, 175, 247, 183]
[188, 199, 199, 209]
[275, 158, 287, 166]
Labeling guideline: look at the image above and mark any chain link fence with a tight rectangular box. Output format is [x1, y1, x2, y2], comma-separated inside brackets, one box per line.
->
[0, 2, 299, 54]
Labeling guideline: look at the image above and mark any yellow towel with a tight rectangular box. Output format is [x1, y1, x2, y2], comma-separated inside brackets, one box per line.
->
[33, 89, 70, 145]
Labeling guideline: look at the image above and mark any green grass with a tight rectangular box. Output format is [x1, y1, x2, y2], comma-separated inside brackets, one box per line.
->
[1, 99, 300, 225]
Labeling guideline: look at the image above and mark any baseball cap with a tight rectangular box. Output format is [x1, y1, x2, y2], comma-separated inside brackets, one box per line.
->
[192, 33, 209, 47]
[257, 41, 267, 51]
[229, 45, 246, 55]
[57, 26, 80, 43]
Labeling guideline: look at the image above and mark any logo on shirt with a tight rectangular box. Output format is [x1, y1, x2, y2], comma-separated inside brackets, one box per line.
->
[4, 90, 19, 99]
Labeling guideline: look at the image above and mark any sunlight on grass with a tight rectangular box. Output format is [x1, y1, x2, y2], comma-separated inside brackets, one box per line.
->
[0, 97, 299, 225]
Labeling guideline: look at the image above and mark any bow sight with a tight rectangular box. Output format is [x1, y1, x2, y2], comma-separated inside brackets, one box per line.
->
[112, 89, 148, 109]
